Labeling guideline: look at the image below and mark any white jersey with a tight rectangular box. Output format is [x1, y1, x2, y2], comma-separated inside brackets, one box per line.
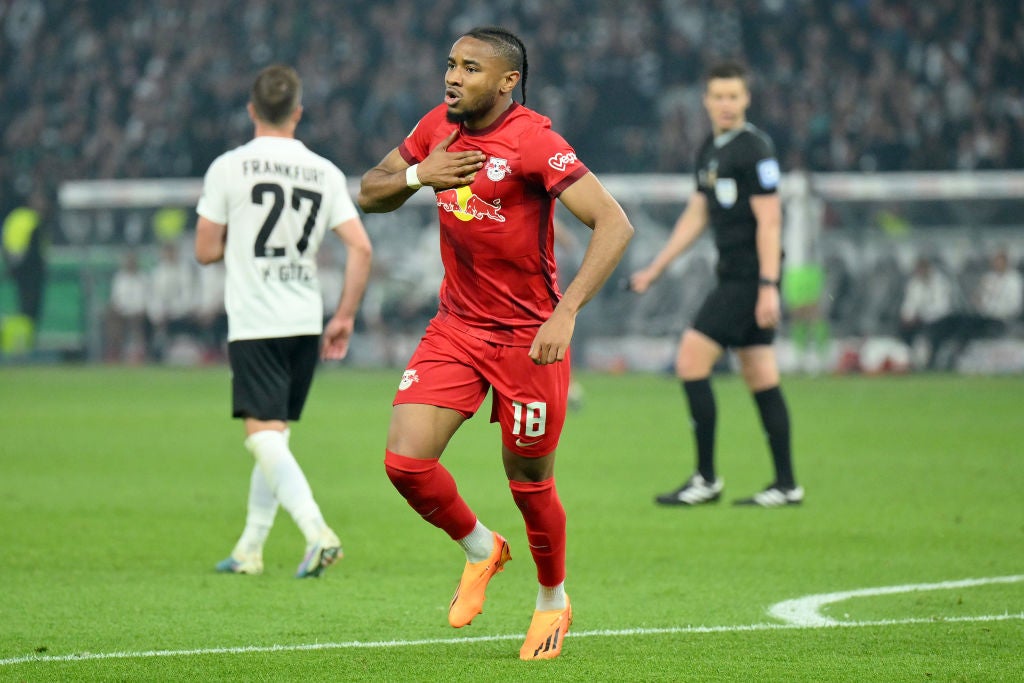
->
[196, 137, 358, 341]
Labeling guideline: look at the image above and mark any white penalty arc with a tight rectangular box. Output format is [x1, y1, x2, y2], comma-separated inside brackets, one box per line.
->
[768, 574, 1024, 627]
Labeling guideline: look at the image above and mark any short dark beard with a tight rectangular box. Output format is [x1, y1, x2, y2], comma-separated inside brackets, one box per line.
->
[445, 91, 499, 126]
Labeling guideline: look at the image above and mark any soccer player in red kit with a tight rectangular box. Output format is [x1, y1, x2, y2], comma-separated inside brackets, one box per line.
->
[358, 27, 633, 660]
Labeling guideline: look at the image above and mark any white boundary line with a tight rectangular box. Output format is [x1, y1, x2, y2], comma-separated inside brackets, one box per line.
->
[3, 574, 1022, 668]
[2, 613, 1022, 667]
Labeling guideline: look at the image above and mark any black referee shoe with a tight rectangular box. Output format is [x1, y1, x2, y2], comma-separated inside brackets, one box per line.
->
[655, 473, 723, 506]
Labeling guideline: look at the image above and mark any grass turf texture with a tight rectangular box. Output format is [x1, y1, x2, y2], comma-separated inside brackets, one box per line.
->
[0, 366, 1021, 681]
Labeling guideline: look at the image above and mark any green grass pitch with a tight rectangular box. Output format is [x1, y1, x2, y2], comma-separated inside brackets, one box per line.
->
[0, 366, 1021, 681]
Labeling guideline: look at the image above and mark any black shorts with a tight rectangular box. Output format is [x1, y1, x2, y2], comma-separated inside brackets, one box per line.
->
[228, 335, 320, 421]
[692, 279, 775, 348]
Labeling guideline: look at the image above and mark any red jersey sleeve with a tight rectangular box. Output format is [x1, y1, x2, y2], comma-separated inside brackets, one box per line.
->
[398, 104, 450, 165]
[519, 127, 589, 197]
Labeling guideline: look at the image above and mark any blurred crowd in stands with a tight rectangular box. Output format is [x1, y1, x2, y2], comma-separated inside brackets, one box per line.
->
[3, 0, 1024, 212]
[102, 242, 227, 364]
[3, 0, 1024, 370]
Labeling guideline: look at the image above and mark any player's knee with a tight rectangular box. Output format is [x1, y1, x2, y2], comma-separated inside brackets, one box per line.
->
[744, 370, 779, 392]
[384, 449, 435, 486]
[677, 334, 719, 379]
[384, 450, 448, 513]
[503, 450, 556, 482]
[676, 353, 710, 380]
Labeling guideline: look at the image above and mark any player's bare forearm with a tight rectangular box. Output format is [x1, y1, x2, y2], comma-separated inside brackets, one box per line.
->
[194, 217, 226, 264]
[653, 193, 708, 274]
[556, 174, 634, 315]
[358, 164, 419, 214]
[335, 246, 372, 321]
[751, 193, 782, 328]
[752, 193, 782, 282]
[529, 174, 633, 365]
[529, 218, 630, 365]
[323, 220, 373, 360]
[631, 193, 706, 292]
[559, 219, 633, 316]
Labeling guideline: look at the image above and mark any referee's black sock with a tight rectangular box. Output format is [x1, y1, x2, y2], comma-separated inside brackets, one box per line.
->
[753, 386, 795, 489]
[682, 379, 717, 482]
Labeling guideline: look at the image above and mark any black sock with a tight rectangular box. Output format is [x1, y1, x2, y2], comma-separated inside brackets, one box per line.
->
[753, 386, 795, 489]
[682, 379, 716, 482]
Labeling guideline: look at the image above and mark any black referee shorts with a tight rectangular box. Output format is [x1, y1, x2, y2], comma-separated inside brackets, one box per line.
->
[228, 335, 320, 421]
[692, 279, 776, 348]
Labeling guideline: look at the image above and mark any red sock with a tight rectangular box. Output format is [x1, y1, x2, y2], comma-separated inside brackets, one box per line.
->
[384, 450, 477, 540]
[509, 478, 566, 587]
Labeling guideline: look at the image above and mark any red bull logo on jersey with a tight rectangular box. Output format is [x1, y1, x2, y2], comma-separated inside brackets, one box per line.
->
[435, 185, 505, 222]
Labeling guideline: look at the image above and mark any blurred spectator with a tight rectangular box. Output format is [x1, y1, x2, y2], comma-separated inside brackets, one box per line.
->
[926, 248, 1024, 369]
[899, 255, 955, 369]
[856, 252, 906, 337]
[974, 248, 1024, 323]
[103, 249, 149, 363]
[1, 0, 1022, 199]
[146, 240, 196, 361]
[397, 223, 445, 331]
[3, 1, 1024, 369]
[784, 261, 829, 374]
[377, 223, 444, 339]
[0, 189, 48, 355]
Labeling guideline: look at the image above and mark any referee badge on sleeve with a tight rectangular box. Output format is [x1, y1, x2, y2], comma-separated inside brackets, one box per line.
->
[757, 158, 781, 190]
[715, 178, 738, 208]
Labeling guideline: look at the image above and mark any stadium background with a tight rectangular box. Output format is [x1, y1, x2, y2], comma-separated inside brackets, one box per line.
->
[1, 3, 1022, 678]
[1, 0, 1023, 371]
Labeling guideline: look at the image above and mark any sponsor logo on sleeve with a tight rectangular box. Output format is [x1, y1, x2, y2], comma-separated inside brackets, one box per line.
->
[547, 151, 578, 172]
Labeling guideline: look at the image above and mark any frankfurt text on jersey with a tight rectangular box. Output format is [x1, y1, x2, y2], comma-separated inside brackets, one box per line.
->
[242, 159, 325, 185]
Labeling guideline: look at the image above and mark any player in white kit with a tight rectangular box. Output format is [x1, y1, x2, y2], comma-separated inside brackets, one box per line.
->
[195, 64, 372, 577]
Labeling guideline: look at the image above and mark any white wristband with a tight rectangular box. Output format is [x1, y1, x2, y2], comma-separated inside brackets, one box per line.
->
[405, 164, 422, 190]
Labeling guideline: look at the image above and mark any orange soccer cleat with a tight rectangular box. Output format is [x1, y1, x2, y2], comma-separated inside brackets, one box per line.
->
[447, 532, 511, 628]
[520, 596, 572, 660]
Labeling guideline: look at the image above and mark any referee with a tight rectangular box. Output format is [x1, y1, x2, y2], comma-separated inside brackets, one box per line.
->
[630, 61, 802, 508]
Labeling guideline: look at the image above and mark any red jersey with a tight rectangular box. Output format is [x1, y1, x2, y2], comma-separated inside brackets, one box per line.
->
[399, 102, 588, 346]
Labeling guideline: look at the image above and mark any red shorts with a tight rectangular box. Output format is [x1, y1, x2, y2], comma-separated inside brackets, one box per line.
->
[394, 319, 570, 457]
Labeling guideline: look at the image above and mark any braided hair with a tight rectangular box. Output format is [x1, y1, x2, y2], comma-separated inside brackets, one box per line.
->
[462, 26, 528, 105]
